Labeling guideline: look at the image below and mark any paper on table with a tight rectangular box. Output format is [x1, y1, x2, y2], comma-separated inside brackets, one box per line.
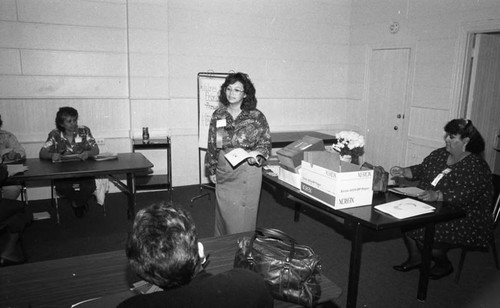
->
[388, 186, 425, 198]
[53, 154, 81, 163]
[93, 152, 118, 161]
[7, 164, 28, 176]
[375, 198, 435, 219]
[70, 297, 101, 307]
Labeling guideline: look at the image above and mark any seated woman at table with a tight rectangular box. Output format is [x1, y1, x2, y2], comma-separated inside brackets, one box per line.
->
[0, 164, 32, 266]
[0, 114, 26, 200]
[118, 203, 274, 308]
[390, 118, 493, 280]
[39, 107, 99, 218]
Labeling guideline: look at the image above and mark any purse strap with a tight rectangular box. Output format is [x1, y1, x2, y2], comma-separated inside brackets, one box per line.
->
[253, 228, 297, 261]
[255, 227, 297, 244]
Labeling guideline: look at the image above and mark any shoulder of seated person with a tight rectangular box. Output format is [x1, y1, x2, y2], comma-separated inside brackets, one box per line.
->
[121, 269, 272, 308]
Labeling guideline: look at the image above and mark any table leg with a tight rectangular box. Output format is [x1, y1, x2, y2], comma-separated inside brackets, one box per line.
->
[346, 222, 363, 308]
[417, 222, 435, 301]
[294, 201, 301, 222]
[126, 173, 136, 220]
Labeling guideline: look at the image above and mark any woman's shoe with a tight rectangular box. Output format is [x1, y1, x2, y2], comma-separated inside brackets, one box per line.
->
[0, 257, 24, 267]
[429, 262, 453, 280]
[393, 261, 421, 272]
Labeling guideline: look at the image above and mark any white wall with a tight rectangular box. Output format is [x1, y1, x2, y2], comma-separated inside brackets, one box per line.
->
[7, 1, 499, 200]
[348, 0, 500, 166]
[0, 0, 353, 199]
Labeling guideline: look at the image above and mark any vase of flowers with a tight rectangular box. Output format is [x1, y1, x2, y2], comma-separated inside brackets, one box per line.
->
[331, 131, 365, 165]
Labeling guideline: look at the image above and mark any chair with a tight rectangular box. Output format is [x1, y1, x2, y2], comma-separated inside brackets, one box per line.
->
[51, 178, 107, 224]
[454, 189, 500, 282]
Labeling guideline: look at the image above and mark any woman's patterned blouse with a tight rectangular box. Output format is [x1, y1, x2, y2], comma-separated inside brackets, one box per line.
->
[42, 126, 97, 155]
[205, 107, 271, 176]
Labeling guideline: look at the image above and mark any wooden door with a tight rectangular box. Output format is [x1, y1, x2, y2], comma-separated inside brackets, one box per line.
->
[467, 34, 500, 173]
[364, 48, 411, 171]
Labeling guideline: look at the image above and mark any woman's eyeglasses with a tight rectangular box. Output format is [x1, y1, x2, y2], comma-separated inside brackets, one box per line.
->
[225, 87, 244, 95]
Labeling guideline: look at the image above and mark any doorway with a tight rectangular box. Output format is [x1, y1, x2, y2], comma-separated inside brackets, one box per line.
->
[460, 32, 500, 174]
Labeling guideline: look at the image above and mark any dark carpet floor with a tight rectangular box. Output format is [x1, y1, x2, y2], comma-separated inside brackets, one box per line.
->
[12, 184, 500, 308]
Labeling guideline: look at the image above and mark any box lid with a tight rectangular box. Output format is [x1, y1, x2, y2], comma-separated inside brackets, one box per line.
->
[277, 135, 324, 169]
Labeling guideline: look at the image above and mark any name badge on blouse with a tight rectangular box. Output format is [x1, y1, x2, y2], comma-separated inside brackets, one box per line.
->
[216, 119, 226, 128]
[431, 168, 451, 187]
[75, 135, 82, 143]
[216, 119, 227, 149]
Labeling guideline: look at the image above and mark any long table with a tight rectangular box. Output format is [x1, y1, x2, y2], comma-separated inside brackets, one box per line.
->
[0, 232, 342, 308]
[8, 153, 153, 219]
[263, 172, 464, 308]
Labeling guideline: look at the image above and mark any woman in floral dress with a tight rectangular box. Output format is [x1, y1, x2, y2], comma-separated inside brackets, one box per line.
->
[205, 73, 271, 236]
[391, 119, 493, 279]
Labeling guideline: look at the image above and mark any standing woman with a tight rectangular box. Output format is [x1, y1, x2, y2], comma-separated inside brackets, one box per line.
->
[205, 73, 272, 236]
[39, 107, 100, 218]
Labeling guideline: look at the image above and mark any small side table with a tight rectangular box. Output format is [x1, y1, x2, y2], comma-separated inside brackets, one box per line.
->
[132, 138, 172, 201]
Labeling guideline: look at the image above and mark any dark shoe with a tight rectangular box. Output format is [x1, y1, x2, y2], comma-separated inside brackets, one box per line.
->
[429, 262, 453, 280]
[0, 257, 24, 267]
[393, 261, 421, 272]
[72, 206, 85, 218]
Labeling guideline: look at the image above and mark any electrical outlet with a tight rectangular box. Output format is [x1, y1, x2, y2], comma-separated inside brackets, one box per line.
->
[95, 138, 105, 145]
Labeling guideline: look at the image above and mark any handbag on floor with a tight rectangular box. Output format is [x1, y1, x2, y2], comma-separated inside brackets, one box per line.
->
[233, 227, 322, 308]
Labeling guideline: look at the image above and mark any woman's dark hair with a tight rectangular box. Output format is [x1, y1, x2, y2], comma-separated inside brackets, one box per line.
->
[55, 107, 78, 132]
[126, 203, 201, 290]
[444, 118, 485, 154]
[218, 72, 257, 111]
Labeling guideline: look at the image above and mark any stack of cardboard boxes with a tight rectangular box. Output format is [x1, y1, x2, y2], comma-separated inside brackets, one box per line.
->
[276, 135, 374, 210]
[276, 136, 325, 189]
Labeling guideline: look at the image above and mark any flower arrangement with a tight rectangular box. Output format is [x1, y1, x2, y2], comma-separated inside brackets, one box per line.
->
[331, 131, 365, 164]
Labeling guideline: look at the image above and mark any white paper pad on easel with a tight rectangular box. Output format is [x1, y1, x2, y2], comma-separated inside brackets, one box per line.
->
[375, 198, 435, 219]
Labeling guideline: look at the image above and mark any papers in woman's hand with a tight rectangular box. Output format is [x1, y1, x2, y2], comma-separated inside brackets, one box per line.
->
[224, 148, 265, 167]
[375, 198, 435, 219]
[388, 186, 425, 198]
[1, 148, 23, 163]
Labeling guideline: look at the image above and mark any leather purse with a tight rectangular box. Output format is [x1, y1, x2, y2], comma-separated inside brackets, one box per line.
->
[234, 228, 322, 307]
[362, 162, 389, 192]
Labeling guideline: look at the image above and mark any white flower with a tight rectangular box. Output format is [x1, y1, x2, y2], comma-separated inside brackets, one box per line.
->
[332, 131, 364, 155]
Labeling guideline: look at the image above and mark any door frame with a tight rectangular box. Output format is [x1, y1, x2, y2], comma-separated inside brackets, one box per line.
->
[451, 20, 500, 118]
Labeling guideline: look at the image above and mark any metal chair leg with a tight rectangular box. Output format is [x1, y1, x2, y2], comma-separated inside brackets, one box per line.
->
[454, 248, 467, 283]
[491, 239, 499, 269]
[51, 181, 61, 224]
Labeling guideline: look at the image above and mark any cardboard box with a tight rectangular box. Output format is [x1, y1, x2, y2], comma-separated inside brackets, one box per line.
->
[300, 151, 373, 209]
[278, 166, 302, 189]
[276, 136, 325, 170]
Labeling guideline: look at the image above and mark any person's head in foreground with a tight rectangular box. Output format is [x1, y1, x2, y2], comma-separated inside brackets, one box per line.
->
[126, 203, 204, 289]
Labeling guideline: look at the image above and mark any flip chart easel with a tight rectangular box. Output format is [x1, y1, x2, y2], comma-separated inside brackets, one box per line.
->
[191, 72, 228, 204]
